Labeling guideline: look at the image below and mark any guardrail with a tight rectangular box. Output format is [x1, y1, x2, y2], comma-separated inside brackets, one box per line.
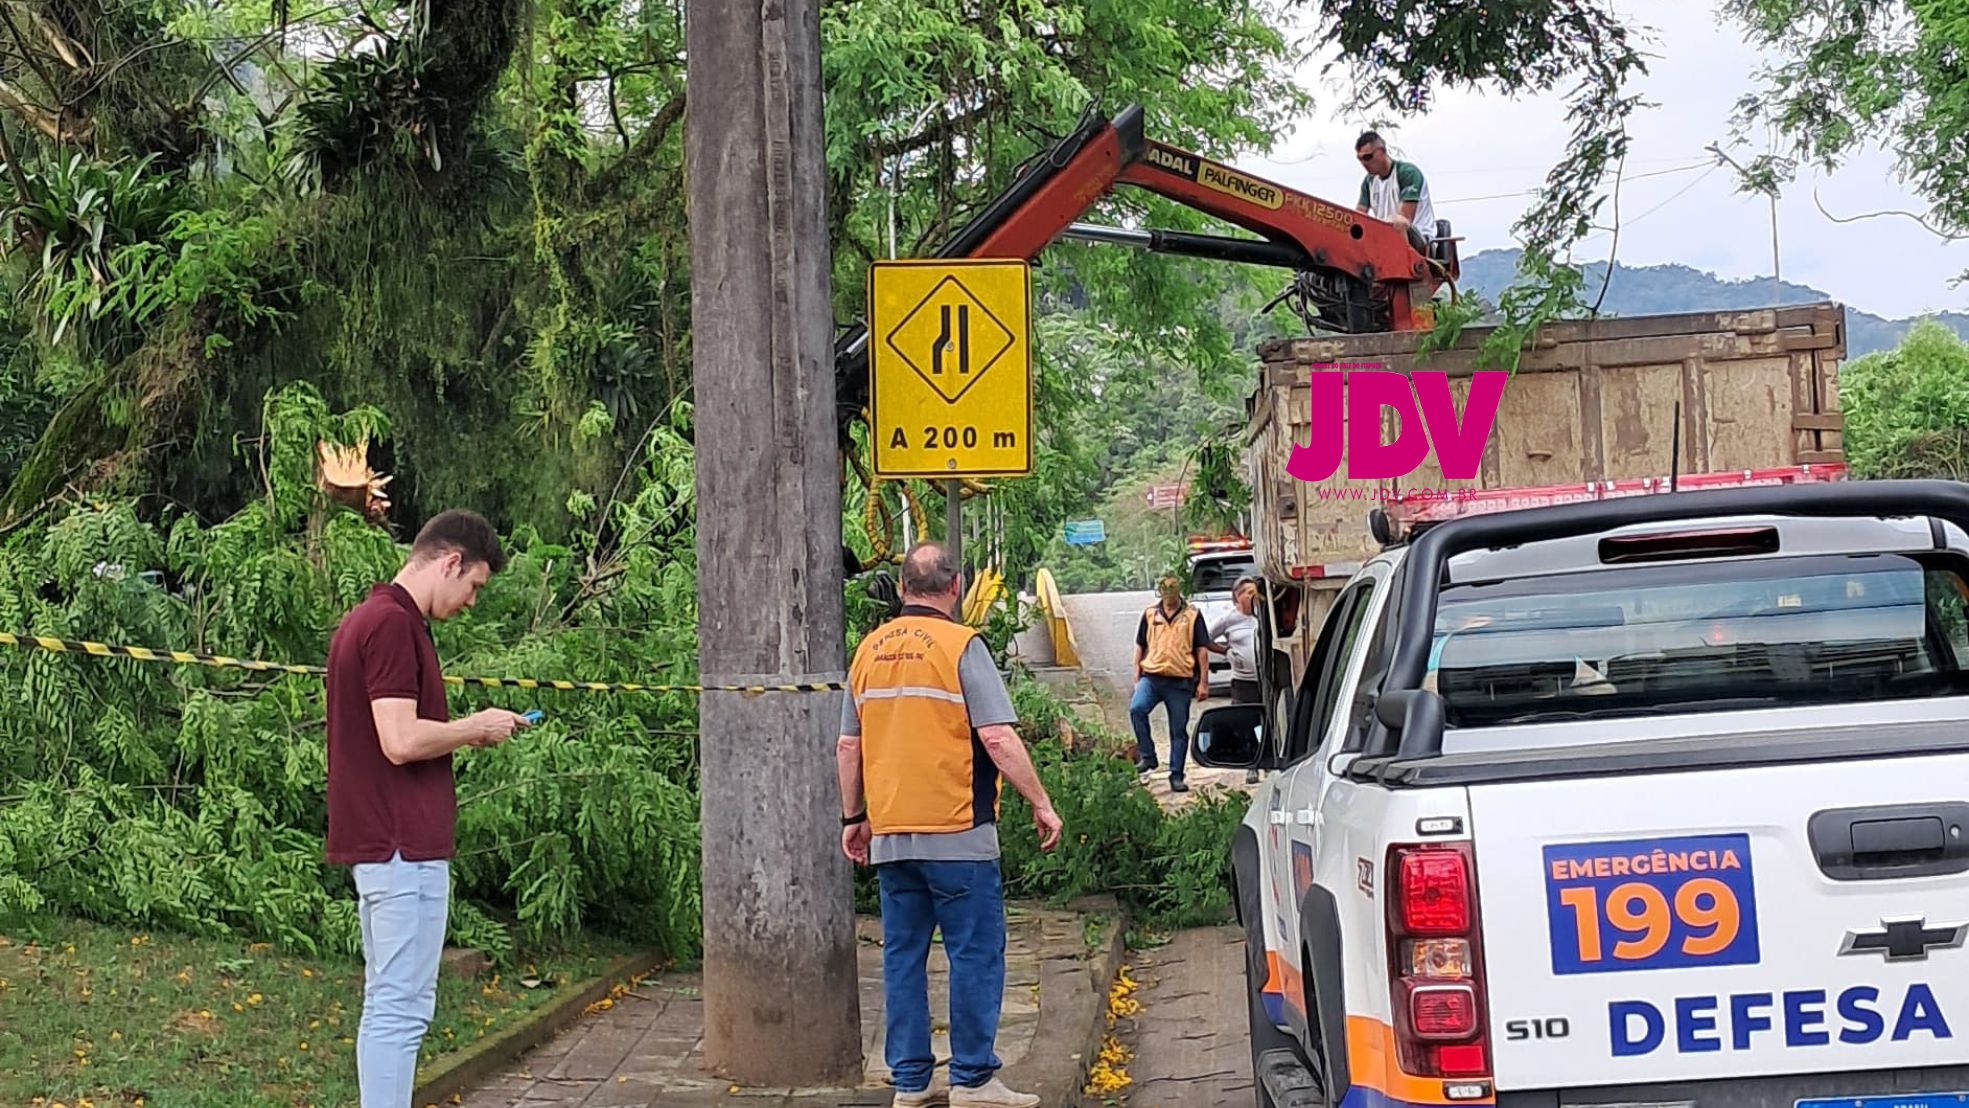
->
[1032, 568, 1081, 668]
[962, 566, 1005, 628]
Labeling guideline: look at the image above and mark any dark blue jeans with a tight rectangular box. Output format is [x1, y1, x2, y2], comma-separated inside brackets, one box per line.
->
[1130, 674, 1194, 780]
[877, 859, 1007, 1092]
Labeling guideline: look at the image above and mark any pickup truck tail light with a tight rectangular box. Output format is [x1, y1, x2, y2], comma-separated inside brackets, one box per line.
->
[1398, 851, 1471, 933]
[1386, 842, 1492, 1084]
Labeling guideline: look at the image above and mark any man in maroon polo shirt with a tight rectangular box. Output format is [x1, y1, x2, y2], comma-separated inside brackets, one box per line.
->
[325, 509, 531, 1108]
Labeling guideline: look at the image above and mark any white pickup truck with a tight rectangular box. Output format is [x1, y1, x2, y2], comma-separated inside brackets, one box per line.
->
[1190, 480, 1969, 1108]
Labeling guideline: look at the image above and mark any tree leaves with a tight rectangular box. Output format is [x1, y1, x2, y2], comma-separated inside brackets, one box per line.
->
[1725, 0, 1969, 257]
[0, 383, 705, 961]
[1841, 319, 1969, 480]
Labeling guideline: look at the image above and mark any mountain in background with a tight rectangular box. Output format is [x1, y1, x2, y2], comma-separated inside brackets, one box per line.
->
[1456, 248, 1969, 359]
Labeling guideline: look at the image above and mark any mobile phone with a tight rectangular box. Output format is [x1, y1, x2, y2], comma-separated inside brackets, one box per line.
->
[520, 709, 543, 725]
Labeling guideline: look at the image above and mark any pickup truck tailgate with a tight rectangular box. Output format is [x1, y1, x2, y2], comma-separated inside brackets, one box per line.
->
[1469, 753, 1969, 1091]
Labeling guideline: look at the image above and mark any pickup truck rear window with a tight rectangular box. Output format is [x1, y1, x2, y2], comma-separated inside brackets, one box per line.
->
[1191, 557, 1255, 594]
[1428, 552, 1969, 726]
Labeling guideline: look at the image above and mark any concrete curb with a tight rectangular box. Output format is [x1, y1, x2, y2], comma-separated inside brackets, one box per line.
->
[411, 949, 665, 1108]
[1051, 895, 1128, 1108]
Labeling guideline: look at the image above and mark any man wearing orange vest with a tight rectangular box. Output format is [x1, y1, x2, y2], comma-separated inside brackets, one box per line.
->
[838, 542, 1064, 1108]
[1129, 575, 1212, 792]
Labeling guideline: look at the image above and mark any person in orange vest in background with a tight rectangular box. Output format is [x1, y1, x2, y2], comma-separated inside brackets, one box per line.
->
[838, 541, 1064, 1108]
[1130, 575, 1211, 792]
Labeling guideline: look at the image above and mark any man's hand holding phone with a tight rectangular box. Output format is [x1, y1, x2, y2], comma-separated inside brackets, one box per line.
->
[465, 708, 534, 748]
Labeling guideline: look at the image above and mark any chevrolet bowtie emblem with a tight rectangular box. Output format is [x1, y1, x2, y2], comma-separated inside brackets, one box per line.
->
[1840, 917, 1969, 962]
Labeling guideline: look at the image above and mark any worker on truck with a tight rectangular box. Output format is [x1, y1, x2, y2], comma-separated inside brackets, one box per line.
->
[1354, 130, 1435, 255]
[1131, 576, 1211, 793]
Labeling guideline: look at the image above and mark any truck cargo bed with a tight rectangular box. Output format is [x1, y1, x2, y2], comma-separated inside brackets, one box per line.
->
[1244, 304, 1848, 582]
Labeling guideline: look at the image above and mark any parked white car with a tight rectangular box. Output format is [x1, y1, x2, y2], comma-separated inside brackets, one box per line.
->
[1189, 542, 1256, 695]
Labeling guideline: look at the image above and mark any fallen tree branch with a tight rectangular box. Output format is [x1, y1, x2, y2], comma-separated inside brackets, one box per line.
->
[24, 5, 90, 71]
[0, 76, 84, 141]
[0, 7, 64, 100]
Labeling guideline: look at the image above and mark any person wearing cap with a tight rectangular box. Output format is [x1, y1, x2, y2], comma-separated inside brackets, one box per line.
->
[1130, 575, 1211, 792]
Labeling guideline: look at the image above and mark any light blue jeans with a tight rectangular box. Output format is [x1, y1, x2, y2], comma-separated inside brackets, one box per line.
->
[354, 852, 450, 1108]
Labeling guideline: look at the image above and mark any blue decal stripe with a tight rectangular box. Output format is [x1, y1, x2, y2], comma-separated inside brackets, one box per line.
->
[1262, 991, 1288, 1026]
[1340, 1083, 1484, 1108]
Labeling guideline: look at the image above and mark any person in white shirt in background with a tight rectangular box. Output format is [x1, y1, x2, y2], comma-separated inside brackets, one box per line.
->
[1208, 577, 1265, 784]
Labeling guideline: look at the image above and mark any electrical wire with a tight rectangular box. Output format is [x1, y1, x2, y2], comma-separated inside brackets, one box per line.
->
[1569, 163, 1726, 258]
[1435, 159, 1714, 205]
[1619, 164, 1722, 227]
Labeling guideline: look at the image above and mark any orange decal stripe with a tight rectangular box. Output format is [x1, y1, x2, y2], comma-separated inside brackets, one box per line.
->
[1260, 955, 1493, 1107]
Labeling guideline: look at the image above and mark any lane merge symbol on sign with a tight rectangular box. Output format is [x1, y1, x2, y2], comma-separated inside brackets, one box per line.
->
[885, 276, 1016, 403]
[868, 258, 1032, 478]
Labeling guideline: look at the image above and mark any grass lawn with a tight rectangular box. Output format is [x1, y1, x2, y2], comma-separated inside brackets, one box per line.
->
[0, 915, 648, 1108]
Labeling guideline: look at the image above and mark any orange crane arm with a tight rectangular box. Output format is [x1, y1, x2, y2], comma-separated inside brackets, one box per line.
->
[836, 103, 1457, 428]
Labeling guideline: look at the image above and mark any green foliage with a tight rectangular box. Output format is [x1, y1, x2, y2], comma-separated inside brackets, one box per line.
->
[1840, 320, 1969, 480]
[8, 153, 178, 352]
[1416, 248, 1590, 373]
[997, 740, 1238, 929]
[0, 386, 703, 962]
[996, 678, 1237, 928]
[1725, 0, 1969, 250]
[258, 381, 392, 528]
[1183, 430, 1252, 536]
[0, 0, 1322, 565]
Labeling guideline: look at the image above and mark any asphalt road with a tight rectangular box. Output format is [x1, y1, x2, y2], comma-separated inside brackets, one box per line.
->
[1053, 590, 1257, 808]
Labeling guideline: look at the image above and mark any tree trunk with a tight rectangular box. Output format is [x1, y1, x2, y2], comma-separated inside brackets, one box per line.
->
[684, 0, 862, 1087]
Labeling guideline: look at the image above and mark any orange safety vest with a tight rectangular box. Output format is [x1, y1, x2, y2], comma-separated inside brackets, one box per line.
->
[848, 607, 1001, 836]
[1142, 602, 1201, 678]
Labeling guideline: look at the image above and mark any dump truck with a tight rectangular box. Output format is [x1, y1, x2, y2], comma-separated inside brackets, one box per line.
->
[1242, 302, 1851, 740]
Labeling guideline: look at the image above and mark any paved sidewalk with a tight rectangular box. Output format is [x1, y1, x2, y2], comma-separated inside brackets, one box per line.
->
[456, 905, 1121, 1108]
[1110, 927, 1252, 1108]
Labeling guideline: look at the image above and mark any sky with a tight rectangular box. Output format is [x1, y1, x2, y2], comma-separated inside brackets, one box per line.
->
[1242, 1, 1965, 319]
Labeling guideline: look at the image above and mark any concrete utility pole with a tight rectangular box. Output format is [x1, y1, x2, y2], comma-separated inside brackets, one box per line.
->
[1708, 142, 1783, 308]
[685, 0, 862, 1086]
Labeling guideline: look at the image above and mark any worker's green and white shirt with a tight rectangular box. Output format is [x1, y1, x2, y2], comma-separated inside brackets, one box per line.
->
[1359, 159, 1435, 232]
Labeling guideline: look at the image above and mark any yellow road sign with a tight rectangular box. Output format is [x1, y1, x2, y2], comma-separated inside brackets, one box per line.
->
[868, 258, 1032, 478]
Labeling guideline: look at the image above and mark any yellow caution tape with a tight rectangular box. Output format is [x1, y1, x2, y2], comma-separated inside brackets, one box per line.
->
[0, 631, 844, 694]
